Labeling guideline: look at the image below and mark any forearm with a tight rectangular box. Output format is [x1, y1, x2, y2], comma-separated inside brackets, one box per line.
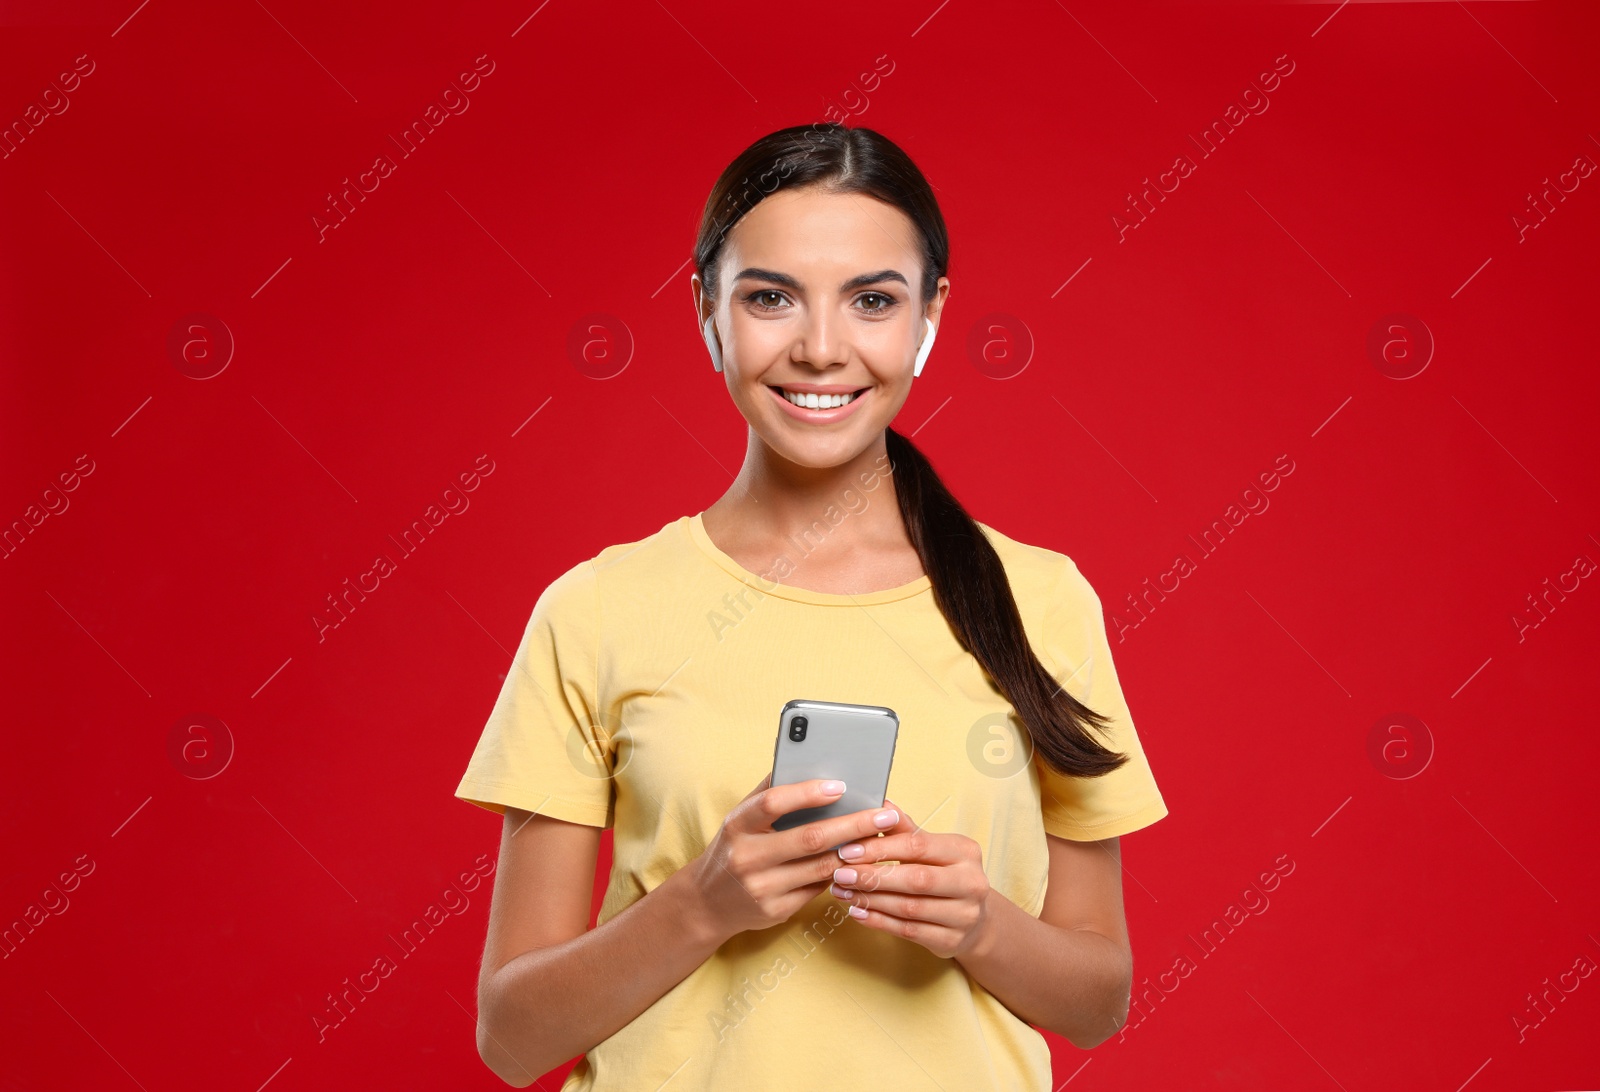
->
[478, 867, 726, 1085]
[953, 889, 1131, 1048]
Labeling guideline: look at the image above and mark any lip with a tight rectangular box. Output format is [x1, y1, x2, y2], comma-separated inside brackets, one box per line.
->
[767, 384, 870, 423]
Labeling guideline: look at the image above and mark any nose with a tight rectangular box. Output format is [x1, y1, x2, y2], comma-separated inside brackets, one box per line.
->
[796, 310, 850, 369]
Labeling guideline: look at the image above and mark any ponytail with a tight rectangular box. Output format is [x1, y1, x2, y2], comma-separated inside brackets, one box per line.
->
[884, 426, 1128, 778]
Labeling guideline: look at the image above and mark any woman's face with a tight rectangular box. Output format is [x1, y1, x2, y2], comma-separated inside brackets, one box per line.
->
[693, 185, 949, 470]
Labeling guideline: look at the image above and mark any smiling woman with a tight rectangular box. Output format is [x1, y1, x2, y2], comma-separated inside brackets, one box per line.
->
[454, 122, 1169, 1091]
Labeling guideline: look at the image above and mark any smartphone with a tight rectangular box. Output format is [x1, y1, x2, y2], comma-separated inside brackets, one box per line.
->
[769, 699, 899, 846]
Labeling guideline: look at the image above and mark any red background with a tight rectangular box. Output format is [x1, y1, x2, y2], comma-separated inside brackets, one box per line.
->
[3, 0, 1597, 1088]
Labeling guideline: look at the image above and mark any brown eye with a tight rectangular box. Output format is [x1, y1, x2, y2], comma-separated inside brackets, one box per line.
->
[859, 293, 894, 312]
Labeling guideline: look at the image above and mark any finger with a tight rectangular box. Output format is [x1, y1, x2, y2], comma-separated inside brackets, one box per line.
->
[833, 856, 975, 902]
[830, 887, 972, 935]
[740, 777, 848, 837]
[833, 828, 965, 866]
[771, 798, 903, 860]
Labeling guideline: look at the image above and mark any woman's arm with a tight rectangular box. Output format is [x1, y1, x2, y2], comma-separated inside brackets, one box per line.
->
[474, 807, 726, 1086]
[476, 777, 896, 1084]
[951, 833, 1133, 1049]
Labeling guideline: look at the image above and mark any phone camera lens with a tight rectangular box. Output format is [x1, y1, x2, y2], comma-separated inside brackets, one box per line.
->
[790, 715, 808, 742]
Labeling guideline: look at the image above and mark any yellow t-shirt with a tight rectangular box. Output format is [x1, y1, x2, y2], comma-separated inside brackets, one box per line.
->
[454, 512, 1168, 1091]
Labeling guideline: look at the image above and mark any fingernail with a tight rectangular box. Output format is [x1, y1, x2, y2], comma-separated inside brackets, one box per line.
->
[821, 780, 846, 795]
[833, 867, 857, 885]
[873, 809, 898, 828]
[837, 843, 864, 860]
[830, 883, 851, 899]
[847, 905, 868, 919]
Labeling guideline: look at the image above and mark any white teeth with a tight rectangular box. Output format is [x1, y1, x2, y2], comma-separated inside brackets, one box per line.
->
[778, 389, 859, 409]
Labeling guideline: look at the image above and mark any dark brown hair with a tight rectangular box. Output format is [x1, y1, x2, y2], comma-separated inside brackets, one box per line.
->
[694, 122, 1128, 780]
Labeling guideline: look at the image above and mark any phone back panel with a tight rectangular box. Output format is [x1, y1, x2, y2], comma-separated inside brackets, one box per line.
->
[770, 699, 899, 835]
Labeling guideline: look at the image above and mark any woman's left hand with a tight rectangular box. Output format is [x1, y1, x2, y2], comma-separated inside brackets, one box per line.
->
[828, 797, 993, 960]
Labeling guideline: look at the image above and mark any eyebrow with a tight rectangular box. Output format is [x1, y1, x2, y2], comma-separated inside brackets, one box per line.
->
[732, 267, 910, 293]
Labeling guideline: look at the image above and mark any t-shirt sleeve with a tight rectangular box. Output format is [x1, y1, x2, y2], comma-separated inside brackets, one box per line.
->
[1033, 556, 1168, 841]
[453, 559, 615, 828]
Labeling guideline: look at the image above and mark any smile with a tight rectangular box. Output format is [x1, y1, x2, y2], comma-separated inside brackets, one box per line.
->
[766, 385, 871, 421]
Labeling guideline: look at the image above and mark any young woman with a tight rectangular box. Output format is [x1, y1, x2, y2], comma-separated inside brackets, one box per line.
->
[455, 123, 1168, 1090]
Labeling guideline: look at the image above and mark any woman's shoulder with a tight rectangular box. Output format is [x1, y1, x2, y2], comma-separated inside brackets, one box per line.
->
[974, 520, 1099, 606]
[539, 514, 699, 596]
[974, 519, 1077, 575]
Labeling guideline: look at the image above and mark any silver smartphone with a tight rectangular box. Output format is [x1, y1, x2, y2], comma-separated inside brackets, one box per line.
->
[769, 699, 899, 845]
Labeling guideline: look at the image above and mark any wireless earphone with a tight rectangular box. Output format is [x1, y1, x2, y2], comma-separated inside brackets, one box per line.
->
[702, 314, 937, 377]
[913, 318, 937, 378]
[703, 314, 723, 373]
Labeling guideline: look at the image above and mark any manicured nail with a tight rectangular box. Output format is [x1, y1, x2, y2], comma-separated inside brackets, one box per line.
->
[833, 867, 857, 885]
[837, 843, 864, 860]
[830, 883, 851, 899]
[821, 780, 846, 795]
[847, 905, 868, 919]
[873, 809, 898, 828]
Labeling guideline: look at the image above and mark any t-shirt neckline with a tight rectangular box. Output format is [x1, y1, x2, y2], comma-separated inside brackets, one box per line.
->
[685, 513, 933, 606]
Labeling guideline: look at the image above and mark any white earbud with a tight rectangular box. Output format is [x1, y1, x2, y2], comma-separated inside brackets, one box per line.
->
[913, 318, 938, 377]
[703, 314, 723, 373]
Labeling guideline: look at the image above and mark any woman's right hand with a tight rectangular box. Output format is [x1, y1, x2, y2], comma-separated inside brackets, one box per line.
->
[680, 773, 900, 944]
